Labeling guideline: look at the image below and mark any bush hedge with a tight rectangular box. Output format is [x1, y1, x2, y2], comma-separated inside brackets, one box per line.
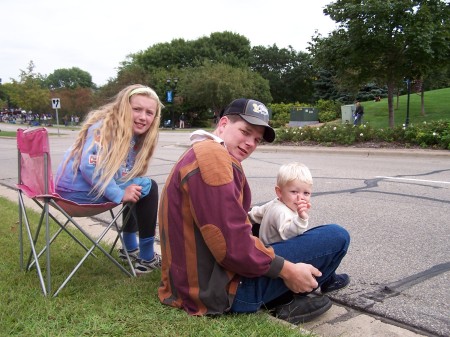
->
[274, 120, 450, 150]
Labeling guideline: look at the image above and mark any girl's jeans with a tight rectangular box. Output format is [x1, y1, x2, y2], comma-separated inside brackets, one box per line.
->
[230, 224, 350, 313]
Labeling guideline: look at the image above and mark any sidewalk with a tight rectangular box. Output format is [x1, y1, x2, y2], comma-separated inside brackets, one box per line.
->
[0, 183, 428, 337]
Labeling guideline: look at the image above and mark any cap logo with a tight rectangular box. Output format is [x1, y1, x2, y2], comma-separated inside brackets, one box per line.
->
[252, 103, 269, 117]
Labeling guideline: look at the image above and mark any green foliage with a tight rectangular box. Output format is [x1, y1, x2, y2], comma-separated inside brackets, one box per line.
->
[4, 61, 49, 113]
[268, 100, 341, 126]
[45, 67, 94, 89]
[316, 99, 340, 123]
[275, 120, 450, 150]
[180, 62, 272, 113]
[311, 0, 450, 127]
[132, 31, 252, 71]
[318, 110, 337, 123]
[250, 45, 315, 103]
[267, 102, 294, 128]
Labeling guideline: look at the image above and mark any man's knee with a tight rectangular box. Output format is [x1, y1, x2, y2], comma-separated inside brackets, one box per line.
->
[328, 224, 350, 251]
[312, 224, 350, 252]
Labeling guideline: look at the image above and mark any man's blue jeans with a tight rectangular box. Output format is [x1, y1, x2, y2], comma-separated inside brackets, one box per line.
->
[230, 224, 350, 313]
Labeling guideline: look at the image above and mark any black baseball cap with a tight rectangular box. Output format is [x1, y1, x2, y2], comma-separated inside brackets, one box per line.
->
[221, 98, 275, 143]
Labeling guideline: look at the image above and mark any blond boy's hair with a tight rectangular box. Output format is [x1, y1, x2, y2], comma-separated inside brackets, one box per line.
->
[277, 162, 313, 187]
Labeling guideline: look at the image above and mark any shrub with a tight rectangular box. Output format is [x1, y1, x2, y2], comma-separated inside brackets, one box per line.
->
[318, 110, 337, 123]
[274, 120, 450, 150]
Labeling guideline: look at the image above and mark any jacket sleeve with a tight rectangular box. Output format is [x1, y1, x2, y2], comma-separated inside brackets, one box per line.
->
[276, 211, 309, 240]
[188, 141, 284, 279]
[248, 199, 276, 224]
[78, 125, 124, 204]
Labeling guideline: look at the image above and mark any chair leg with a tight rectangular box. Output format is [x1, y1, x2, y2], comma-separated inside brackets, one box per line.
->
[108, 205, 136, 277]
[18, 192, 24, 270]
[44, 200, 52, 295]
[52, 209, 134, 297]
[25, 205, 45, 270]
[18, 194, 48, 296]
[26, 200, 98, 271]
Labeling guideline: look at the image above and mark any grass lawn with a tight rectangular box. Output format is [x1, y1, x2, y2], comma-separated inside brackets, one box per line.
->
[360, 87, 450, 128]
[0, 196, 310, 337]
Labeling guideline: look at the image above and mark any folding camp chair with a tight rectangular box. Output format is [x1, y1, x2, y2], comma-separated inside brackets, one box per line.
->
[17, 127, 136, 297]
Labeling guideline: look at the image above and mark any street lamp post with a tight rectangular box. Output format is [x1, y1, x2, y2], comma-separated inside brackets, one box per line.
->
[405, 78, 411, 127]
[165, 78, 178, 130]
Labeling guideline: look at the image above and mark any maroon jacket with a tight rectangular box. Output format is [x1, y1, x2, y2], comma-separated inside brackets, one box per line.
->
[158, 139, 284, 315]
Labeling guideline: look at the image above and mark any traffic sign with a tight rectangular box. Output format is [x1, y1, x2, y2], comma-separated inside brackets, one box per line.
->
[52, 98, 61, 109]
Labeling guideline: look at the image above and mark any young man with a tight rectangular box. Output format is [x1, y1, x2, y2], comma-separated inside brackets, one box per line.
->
[158, 98, 350, 324]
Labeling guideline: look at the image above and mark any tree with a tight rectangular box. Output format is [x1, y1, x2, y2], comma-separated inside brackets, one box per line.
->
[46, 67, 94, 89]
[309, 0, 450, 127]
[179, 62, 272, 116]
[251, 45, 315, 104]
[55, 87, 93, 118]
[6, 61, 49, 113]
[131, 31, 252, 72]
[313, 68, 349, 102]
[115, 32, 270, 124]
[405, 0, 450, 116]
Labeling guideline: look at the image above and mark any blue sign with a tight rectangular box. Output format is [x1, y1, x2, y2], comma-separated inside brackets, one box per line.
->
[166, 90, 173, 103]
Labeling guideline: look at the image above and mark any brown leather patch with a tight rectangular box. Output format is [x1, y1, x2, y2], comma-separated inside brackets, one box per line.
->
[193, 140, 232, 186]
[200, 224, 226, 262]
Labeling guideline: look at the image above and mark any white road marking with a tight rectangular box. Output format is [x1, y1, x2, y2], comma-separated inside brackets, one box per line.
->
[375, 176, 450, 185]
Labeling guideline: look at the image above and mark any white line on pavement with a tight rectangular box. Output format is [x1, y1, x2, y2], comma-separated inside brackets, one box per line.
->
[375, 176, 450, 185]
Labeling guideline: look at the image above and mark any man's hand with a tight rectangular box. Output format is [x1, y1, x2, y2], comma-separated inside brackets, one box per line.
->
[122, 184, 142, 203]
[279, 260, 322, 293]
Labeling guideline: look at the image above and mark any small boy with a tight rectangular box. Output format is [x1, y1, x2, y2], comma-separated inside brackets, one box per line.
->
[248, 162, 350, 293]
[248, 162, 312, 245]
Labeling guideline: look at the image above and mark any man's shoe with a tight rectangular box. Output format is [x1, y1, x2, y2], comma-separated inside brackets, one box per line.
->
[274, 294, 332, 324]
[321, 273, 350, 293]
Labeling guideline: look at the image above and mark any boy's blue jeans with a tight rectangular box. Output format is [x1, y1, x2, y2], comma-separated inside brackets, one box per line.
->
[230, 224, 350, 313]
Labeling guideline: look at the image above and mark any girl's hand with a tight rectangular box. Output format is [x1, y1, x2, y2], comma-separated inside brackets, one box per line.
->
[122, 184, 142, 203]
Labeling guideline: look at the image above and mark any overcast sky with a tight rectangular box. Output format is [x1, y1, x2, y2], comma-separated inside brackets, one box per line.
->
[1, 0, 337, 86]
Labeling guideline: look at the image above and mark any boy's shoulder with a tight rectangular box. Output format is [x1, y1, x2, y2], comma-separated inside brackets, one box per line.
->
[193, 140, 237, 186]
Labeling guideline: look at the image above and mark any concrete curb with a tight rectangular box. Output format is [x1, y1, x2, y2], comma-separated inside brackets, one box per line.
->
[258, 144, 449, 157]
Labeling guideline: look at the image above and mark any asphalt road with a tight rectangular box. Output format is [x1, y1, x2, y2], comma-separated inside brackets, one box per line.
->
[1, 124, 449, 336]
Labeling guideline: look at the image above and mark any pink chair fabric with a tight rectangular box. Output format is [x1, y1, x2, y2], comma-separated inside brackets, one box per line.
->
[17, 128, 118, 217]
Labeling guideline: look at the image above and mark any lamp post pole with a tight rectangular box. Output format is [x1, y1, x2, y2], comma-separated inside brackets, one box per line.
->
[166, 78, 178, 130]
[405, 78, 411, 127]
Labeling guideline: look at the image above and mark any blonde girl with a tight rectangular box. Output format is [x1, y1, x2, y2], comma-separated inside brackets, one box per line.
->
[56, 84, 163, 273]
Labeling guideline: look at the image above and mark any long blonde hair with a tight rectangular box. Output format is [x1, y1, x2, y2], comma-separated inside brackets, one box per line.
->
[64, 84, 163, 198]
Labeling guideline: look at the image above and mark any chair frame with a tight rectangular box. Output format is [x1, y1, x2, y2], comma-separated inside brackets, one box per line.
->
[17, 128, 136, 297]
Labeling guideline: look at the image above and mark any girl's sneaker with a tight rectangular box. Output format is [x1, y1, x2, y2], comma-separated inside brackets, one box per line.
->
[118, 248, 139, 263]
[134, 253, 162, 274]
